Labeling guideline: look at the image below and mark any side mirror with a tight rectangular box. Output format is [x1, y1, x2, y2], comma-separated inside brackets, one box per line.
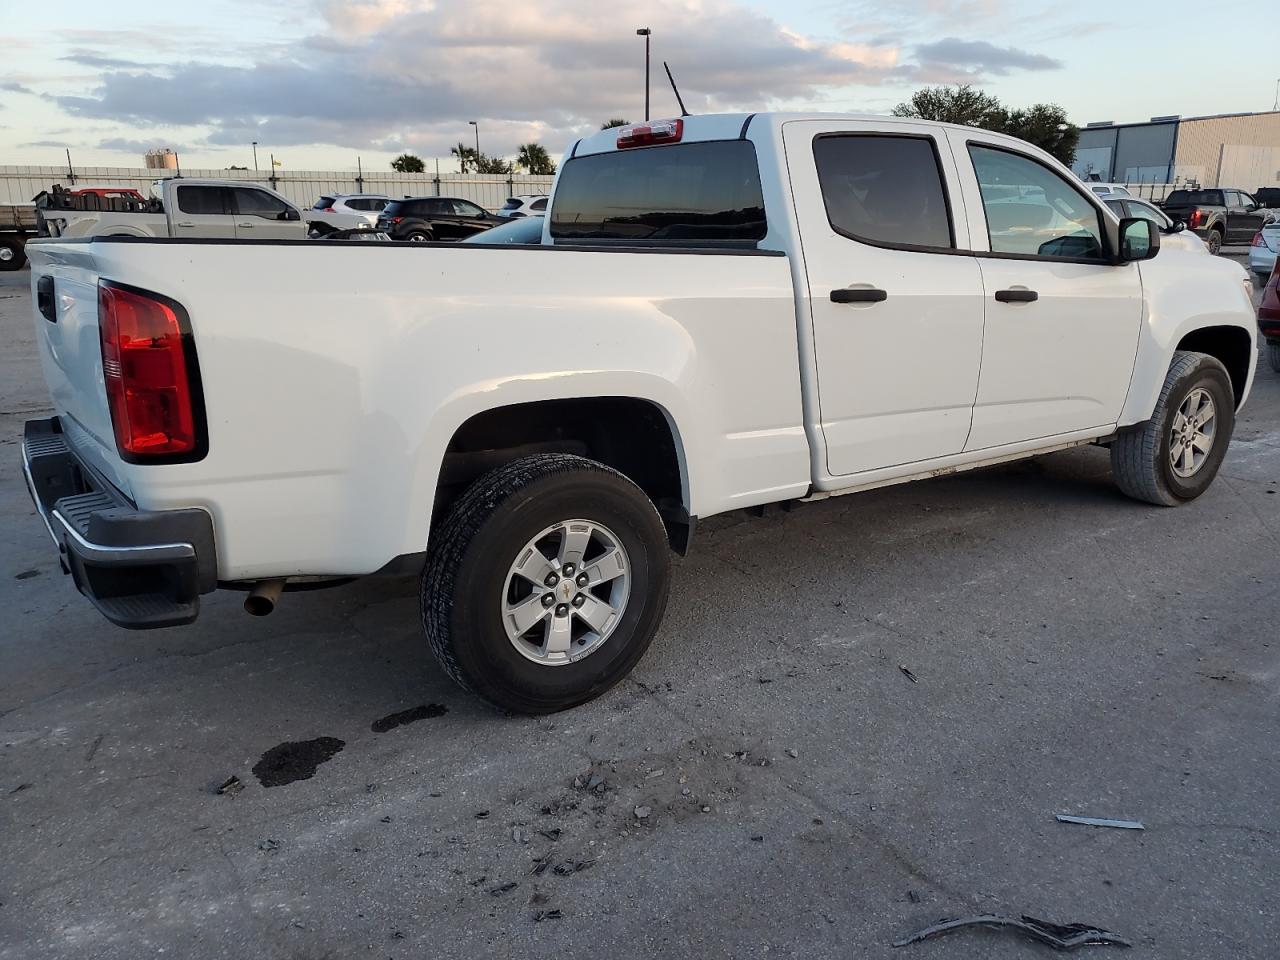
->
[280, 208, 300, 221]
[1118, 217, 1160, 263]
[1170, 219, 1186, 233]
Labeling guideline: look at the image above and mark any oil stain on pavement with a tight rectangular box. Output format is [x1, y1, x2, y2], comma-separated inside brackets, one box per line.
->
[371, 703, 448, 733]
[252, 737, 346, 787]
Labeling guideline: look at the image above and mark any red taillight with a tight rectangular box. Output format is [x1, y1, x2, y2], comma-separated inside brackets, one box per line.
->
[322, 206, 335, 213]
[98, 282, 202, 459]
[1252, 231, 1266, 247]
[391, 216, 403, 223]
[1188, 210, 1203, 229]
[617, 118, 683, 149]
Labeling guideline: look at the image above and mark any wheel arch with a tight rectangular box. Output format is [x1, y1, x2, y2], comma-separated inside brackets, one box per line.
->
[428, 393, 693, 553]
[1173, 325, 1253, 408]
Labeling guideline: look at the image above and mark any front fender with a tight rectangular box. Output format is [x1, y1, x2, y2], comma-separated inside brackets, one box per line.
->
[1119, 250, 1257, 426]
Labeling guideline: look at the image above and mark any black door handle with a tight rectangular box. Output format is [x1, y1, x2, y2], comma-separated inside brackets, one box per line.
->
[830, 288, 888, 304]
[37, 275, 56, 323]
[994, 289, 1038, 303]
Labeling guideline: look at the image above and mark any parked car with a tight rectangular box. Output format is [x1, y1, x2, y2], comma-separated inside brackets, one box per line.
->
[1159, 188, 1269, 254]
[497, 195, 549, 219]
[1103, 196, 1206, 254]
[376, 197, 501, 241]
[306, 194, 390, 235]
[461, 216, 546, 245]
[21, 112, 1258, 713]
[1250, 221, 1280, 281]
[37, 179, 307, 240]
[1085, 182, 1132, 198]
[1254, 187, 1280, 209]
[1259, 260, 1280, 372]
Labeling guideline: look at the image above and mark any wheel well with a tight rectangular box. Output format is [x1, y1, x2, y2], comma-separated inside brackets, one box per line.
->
[1176, 326, 1252, 407]
[436, 397, 689, 548]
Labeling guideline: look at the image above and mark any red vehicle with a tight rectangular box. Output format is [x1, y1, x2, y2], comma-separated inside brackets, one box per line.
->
[1259, 260, 1280, 372]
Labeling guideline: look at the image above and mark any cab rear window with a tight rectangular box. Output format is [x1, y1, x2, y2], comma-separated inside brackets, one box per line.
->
[550, 140, 766, 245]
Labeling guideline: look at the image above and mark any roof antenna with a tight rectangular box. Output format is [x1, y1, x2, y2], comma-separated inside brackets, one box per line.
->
[663, 61, 689, 117]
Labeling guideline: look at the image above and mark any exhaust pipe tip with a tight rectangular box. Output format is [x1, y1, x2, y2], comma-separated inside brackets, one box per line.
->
[244, 578, 287, 617]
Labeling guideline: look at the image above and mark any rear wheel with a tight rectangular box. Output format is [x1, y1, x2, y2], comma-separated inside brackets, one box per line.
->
[405, 230, 432, 242]
[421, 454, 671, 714]
[1111, 351, 1234, 505]
[0, 238, 26, 271]
[1205, 228, 1223, 255]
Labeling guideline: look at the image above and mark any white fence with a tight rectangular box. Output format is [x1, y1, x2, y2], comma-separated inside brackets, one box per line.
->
[0, 165, 555, 212]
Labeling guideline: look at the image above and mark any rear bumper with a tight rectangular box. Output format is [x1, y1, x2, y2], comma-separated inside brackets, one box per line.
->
[21, 417, 217, 629]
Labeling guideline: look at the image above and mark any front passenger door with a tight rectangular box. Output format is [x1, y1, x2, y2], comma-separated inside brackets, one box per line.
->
[1227, 191, 1265, 242]
[951, 136, 1143, 450]
[231, 187, 302, 239]
[451, 199, 495, 238]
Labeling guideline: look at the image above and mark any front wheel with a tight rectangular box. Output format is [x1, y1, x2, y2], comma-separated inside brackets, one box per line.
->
[421, 454, 671, 714]
[1111, 351, 1235, 506]
[405, 230, 432, 242]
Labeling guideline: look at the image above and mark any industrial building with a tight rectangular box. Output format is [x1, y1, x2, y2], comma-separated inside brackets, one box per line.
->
[1073, 110, 1280, 189]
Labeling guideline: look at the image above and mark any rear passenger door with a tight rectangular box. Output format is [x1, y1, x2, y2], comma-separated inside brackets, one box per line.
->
[1227, 191, 1265, 242]
[783, 120, 986, 477]
[171, 185, 235, 238]
[231, 187, 302, 239]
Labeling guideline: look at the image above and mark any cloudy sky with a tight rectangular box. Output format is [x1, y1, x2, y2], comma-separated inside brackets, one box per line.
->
[0, 0, 1271, 171]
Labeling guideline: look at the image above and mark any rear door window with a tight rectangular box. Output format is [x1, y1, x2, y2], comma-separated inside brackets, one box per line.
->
[531, 197, 548, 211]
[176, 185, 229, 215]
[550, 140, 767, 245]
[968, 143, 1106, 260]
[812, 134, 953, 249]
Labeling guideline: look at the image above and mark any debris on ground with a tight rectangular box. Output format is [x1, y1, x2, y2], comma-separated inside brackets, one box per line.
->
[634, 805, 652, 819]
[370, 703, 448, 733]
[1056, 815, 1144, 830]
[488, 882, 518, 896]
[785, 748, 798, 758]
[533, 909, 563, 922]
[893, 914, 1132, 950]
[538, 828, 561, 841]
[551, 859, 595, 876]
[474, 809, 490, 820]
[257, 838, 281, 853]
[215, 776, 243, 796]
[8, 782, 33, 795]
[899, 665, 919, 683]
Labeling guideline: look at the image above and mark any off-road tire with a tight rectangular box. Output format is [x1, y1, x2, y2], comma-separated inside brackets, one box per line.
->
[1111, 351, 1234, 506]
[1205, 228, 1223, 255]
[421, 454, 671, 714]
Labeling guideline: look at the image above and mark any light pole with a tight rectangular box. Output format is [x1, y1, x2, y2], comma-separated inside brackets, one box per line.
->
[1273, 78, 1279, 111]
[469, 120, 480, 163]
[636, 28, 651, 121]
[251, 141, 258, 172]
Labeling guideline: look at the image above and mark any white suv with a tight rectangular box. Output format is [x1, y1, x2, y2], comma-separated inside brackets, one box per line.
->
[497, 195, 549, 218]
[307, 194, 391, 234]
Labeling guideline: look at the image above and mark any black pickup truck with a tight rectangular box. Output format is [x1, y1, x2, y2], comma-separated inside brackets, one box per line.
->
[1159, 188, 1269, 254]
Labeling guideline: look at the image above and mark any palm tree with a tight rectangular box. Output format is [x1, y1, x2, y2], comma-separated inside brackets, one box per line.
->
[450, 142, 477, 173]
[516, 143, 556, 175]
[600, 118, 630, 130]
[390, 153, 425, 173]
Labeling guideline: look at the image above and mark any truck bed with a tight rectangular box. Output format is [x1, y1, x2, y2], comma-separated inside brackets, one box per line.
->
[25, 236, 811, 580]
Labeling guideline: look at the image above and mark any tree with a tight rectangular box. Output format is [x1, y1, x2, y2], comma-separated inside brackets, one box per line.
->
[226, 164, 248, 170]
[600, 118, 630, 129]
[473, 152, 513, 175]
[391, 153, 425, 173]
[450, 142, 477, 173]
[516, 142, 556, 175]
[1002, 104, 1079, 167]
[892, 83, 1079, 166]
[892, 84, 1005, 128]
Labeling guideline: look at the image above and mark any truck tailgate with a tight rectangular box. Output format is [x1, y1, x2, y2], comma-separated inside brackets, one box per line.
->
[26, 243, 133, 497]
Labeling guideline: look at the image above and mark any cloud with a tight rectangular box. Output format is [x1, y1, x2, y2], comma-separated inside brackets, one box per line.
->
[2, 80, 36, 94]
[50, 0, 1061, 157]
[914, 38, 1062, 75]
[97, 137, 190, 153]
[62, 51, 160, 70]
[22, 139, 73, 148]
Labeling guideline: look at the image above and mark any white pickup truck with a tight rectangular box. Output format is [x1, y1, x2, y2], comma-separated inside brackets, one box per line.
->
[21, 113, 1258, 713]
[39, 178, 307, 240]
